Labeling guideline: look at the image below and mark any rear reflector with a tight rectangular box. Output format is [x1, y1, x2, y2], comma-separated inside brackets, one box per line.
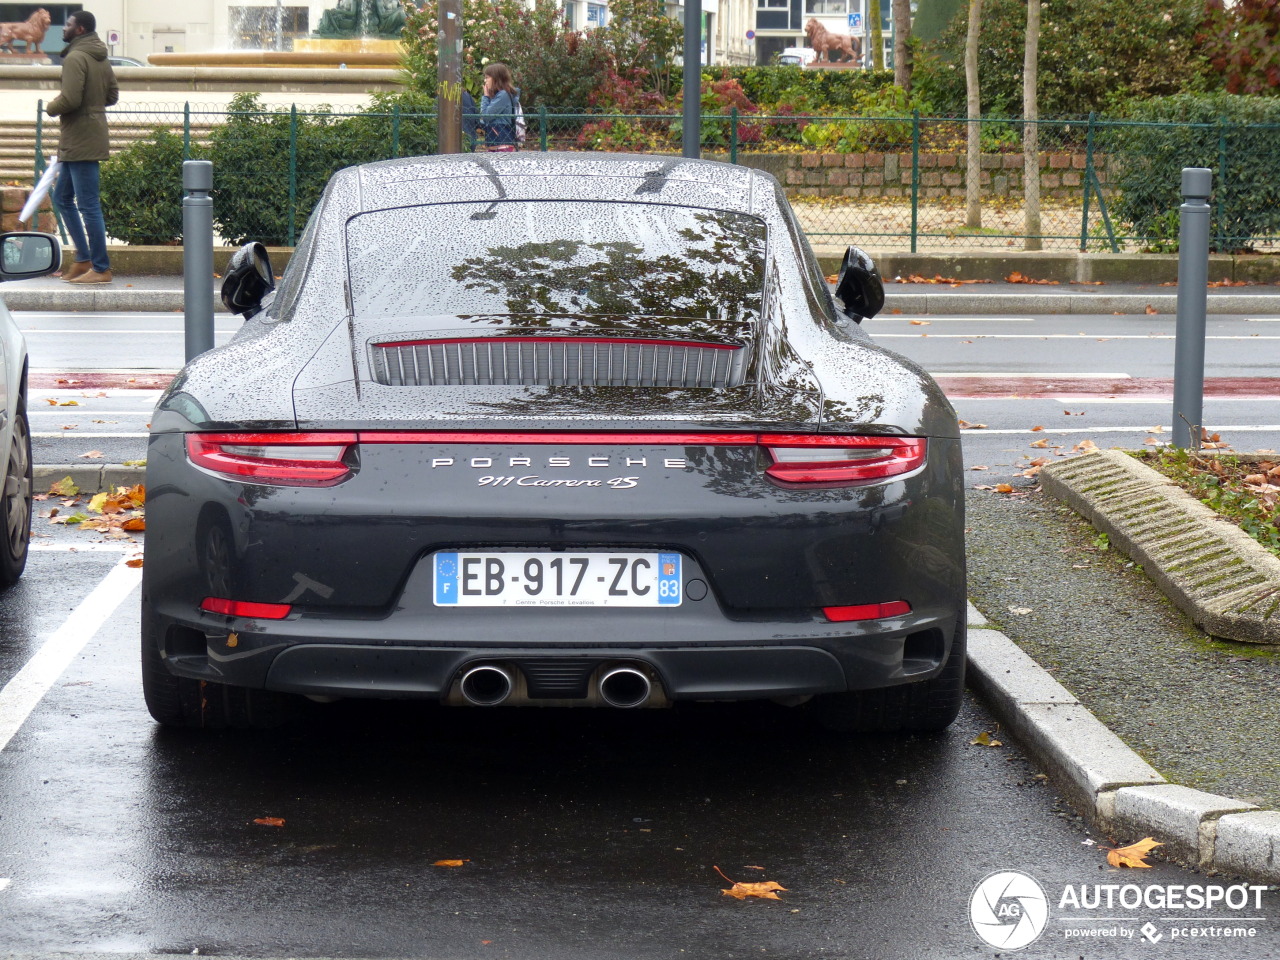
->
[186, 433, 357, 486]
[762, 435, 926, 484]
[200, 597, 293, 619]
[823, 600, 912, 622]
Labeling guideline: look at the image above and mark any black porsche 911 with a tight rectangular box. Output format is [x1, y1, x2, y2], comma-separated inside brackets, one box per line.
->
[142, 153, 965, 732]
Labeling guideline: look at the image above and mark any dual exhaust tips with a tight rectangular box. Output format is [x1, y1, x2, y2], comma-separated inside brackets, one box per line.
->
[458, 663, 654, 709]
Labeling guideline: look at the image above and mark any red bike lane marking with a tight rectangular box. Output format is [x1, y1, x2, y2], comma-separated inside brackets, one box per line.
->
[936, 376, 1280, 400]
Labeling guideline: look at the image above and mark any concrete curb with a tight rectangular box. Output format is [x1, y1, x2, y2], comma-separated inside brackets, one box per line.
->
[9, 287, 1280, 315]
[965, 602, 1280, 882]
[11, 283, 1280, 315]
[1040, 450, 1280, 644]
[34, 464, 145, 492]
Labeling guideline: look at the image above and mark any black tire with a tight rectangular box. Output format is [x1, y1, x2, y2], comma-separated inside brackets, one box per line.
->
[0, 397, 33, 588]
[809, 616, 966, 734]
[141, 601, 300, 730]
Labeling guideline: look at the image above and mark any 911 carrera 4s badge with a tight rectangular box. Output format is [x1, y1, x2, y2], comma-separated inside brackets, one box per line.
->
[433, 552, 683, 606]
[476, 475, 639, 489]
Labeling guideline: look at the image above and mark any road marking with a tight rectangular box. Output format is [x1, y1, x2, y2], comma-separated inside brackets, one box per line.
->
[0, 879, 9, 892]
[0, 557, 142, 754]
[956, 396, 1265, 404]
[29, 411, 153, 417]
[959, 425, 1280, 434]
[940, 372, 1132, 379]
[30, 543, 137, 552]
[876, 317, 1036, 322]
[876, 333, 1280, 339]
[21, 330, 235, 336]
[32, 432, 150, 438]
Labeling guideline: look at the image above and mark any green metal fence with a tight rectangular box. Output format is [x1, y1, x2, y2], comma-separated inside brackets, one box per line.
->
[35, 102, 1280, 253]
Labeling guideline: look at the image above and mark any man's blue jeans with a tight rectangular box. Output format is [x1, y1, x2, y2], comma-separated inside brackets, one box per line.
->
[52, 160, 110, 273]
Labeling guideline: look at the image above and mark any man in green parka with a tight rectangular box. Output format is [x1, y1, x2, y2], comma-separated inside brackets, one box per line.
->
[47, 10, 118, 284]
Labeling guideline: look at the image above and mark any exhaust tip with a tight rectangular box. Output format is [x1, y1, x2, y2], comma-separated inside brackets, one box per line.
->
[459, 664, 514, 706]
[599, 666, 652, 709]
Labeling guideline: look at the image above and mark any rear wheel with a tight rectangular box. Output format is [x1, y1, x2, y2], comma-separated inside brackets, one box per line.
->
[141, 602, 300, 729]
[0, 398, 33, 588]
[809, 616, 966, 734]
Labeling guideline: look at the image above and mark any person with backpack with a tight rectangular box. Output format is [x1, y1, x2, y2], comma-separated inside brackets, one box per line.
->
[480, 62, 524, 151]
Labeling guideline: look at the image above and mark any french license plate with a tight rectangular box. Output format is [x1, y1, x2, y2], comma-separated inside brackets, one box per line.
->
[433, 552, 682, 607]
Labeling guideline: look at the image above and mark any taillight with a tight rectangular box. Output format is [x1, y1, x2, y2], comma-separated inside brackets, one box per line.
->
[823, 600, 912, 622]
[186, 433, 357, 486]
[761, 435, 926, 485]
[200, 597, 293, 619]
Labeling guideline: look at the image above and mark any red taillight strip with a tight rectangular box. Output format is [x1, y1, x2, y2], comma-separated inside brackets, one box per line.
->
[372, 336, 741, 350]
[201, 597, 293, 619]
[186, 433, 357, 486]
[823, 601, 912, 622]
[357, 431, 754, 445]
[763, 435, 926, 484]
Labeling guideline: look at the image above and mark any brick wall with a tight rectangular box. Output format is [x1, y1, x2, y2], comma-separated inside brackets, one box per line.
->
[0, 186, 56, 233]
[766, 151, 1101, 202]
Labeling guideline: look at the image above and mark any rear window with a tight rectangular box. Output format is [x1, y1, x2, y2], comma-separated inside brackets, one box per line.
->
[345, 201, 766, 321]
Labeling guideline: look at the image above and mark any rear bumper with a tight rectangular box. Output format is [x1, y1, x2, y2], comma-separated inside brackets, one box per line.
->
[148, 606, 963, 702]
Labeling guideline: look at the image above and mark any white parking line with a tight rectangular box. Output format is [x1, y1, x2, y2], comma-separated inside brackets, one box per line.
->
[29, 543, 137, 552]
[32, 432, 150, 438]
[0, 558, 142, 754]
[876, 334, 1280, 340]
[0, 878, 9, 892]
[942, 372, 1132, 378]
[960, 425, 1280, 434]
[876, 317, 1036, 322]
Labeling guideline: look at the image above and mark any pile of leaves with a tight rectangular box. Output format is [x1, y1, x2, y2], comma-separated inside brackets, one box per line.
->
[39, 477, 146, 539]
[1138, 449, 1280, 556]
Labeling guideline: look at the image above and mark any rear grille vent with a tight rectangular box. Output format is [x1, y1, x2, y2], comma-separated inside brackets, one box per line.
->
[370, 337, 745, 389]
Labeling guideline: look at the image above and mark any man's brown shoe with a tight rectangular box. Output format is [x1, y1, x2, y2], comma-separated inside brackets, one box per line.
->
[59, 260, 92, 282]
[67, 269, 113, 284]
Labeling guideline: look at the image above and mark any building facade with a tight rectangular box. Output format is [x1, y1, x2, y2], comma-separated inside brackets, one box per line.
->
[751, 0, 895, 66]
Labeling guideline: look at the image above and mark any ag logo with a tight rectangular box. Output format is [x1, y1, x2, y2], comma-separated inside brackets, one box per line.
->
[969, 870, 1049, 950]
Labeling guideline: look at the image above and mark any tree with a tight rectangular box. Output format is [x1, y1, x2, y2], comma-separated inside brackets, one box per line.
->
[870, 0, 884, 70]
[912, 0, 964, 42]
[964, 0, 981, 228]
[401, 0, 610, 110]
[1202, 0, 1280, 94]
[892, 0, 913, 92]
[1023, 0, 1040, 250]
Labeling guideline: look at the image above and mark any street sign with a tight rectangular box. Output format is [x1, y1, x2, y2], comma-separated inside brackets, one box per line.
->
[848, 12, 862, 29]
[106, 28, 121, 45]
[746, 29, 755, 38]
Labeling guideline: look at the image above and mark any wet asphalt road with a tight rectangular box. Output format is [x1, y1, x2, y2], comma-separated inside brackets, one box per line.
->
[2, 552, 1280, 958]
[3, 309, 1280, 957]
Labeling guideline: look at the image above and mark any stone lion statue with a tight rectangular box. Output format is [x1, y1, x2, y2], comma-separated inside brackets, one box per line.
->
[0, 8, 52, 55]
[804, 18, 859, 64]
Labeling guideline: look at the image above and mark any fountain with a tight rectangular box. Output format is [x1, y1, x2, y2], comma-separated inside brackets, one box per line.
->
[150, 0, 408, 69]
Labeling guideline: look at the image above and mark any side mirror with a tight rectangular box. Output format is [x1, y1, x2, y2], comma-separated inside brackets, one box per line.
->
[220, 242, 275, 319]
[0, 232, 60, 282]
[833, 245, 884, 322]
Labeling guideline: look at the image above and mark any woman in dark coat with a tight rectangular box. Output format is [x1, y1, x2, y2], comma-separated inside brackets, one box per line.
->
[480, 62, 521, 151]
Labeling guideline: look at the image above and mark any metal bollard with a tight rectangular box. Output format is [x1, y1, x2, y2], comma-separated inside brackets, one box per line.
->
[1172, 168, 1212, 449]
[182, 160, 214, 362]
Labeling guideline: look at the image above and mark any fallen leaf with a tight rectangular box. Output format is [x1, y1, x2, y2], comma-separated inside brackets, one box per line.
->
[48, 477, 80, 497]
[125, 557, 144, 568]
[1145, 304, 1158, 315]
[434, 859, 471, 867]
[958, 420, 988, 430]
[61, 425, 77, 430]
[253, 817, 286, 827]
[1030, 425, 1044, 432]
[1007, 605, 1032, 615]
[1074, 439, 1099, 453]
[77, 450, 104, 459]
[970, 465, 990, 471]
[1106, 837, 1162, 868]
[744, 865, 766, 871]
[44, 398, 57, 406]
[971, 730, 1003, 747]
[58, 400, 80, 407]
[1030, 439, 1051, 448]
[995, 483, 1015, 493]
[121, 518, 146, 532]
[910, 319, 931, 326]
[715, 865, 787, 901]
